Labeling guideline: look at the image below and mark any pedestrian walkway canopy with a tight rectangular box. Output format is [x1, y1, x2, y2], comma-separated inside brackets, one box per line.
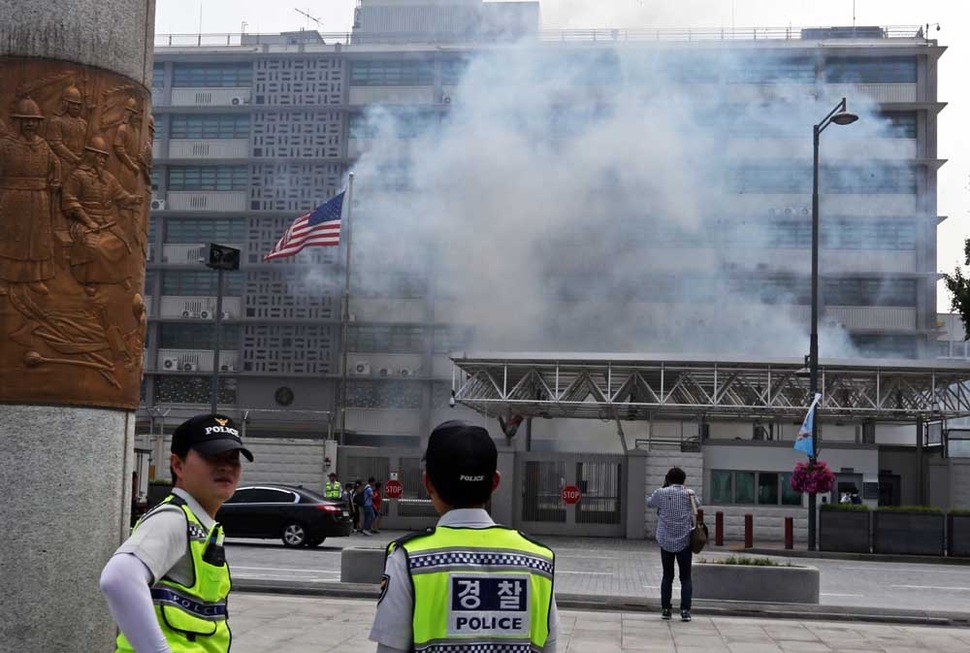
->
[449, 353, 970, 423]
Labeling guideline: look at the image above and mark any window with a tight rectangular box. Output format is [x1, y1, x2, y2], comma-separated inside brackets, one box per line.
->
[170, 114, 250, 139]
[726, 56, 816, 84]
[880, 112, 917, 139]
[350, 60, 434, 86]
[349, 110, 438, 139]
[347, 326, 424, 353]
[162, 271, 243, 296]
[824, 56, 917, 84]
[711, 470, 802, 505]
[152, 64, 165, 89]
[433, 326, 475, 353]
[172, 63, 252, 87]
[851, 334, 918, 359]
[824, 278, 916, 307]
[165, 218, 246, 243]
[168, 166, 248, 191]
[159, 324, 239, 350]
[736, 164, 915, 195]
[441, 57, 469, 85]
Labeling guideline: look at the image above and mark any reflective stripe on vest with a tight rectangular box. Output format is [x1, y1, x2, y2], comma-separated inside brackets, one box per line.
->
[398, 526, 554, 653]
[116, 494, 232, 653]
[325, 481, 342, 498]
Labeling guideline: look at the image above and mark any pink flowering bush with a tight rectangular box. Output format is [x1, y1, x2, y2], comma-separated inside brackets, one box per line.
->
[790, 460, 835, 494]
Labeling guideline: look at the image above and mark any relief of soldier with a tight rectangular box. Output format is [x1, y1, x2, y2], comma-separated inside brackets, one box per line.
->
[0, 96, 60, 296]
[62, 135, 143, 295]
[0, 65, 152, 404]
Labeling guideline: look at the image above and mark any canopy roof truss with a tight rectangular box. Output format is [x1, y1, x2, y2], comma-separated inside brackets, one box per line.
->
[450, 354, 970, 423]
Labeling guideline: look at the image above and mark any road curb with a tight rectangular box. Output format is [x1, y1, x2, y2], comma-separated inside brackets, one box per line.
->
[233, 579, 970, 627]
[732, 546, 970, 566]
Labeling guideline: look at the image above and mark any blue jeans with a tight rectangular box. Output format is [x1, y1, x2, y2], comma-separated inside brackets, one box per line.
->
[363, 506, 377, 531]
[660, 545, 693, 610]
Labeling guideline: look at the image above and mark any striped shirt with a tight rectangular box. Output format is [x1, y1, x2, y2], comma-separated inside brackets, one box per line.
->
[646, 485, 698, 553]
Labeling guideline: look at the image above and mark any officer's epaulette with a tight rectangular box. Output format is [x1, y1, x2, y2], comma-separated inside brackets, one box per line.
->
[386, 526, 435, 555]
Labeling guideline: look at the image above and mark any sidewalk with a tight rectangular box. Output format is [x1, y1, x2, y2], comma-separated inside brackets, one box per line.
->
[228, 593, 970, 653]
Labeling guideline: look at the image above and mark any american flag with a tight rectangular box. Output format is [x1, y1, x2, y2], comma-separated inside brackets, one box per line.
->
[263, 191, 345, 261]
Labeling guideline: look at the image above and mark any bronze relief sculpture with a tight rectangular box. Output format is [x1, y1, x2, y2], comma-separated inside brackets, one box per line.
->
[0, 60, 151, 409]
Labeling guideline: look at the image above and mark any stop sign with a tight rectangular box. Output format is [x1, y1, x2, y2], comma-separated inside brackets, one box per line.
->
[561, 484, 581, 505]
[384, 479, 403, 499]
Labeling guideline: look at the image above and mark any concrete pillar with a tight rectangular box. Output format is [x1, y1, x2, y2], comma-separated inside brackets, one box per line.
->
[0, 1, 154, 650]
[625, 449, 647, 539]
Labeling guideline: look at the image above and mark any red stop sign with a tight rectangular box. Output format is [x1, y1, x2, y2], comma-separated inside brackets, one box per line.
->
[384, 479, 403, 499]
[561, 485, 581, 505]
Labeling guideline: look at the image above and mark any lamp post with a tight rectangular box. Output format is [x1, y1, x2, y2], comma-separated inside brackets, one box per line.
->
[808, 97, 858, 550]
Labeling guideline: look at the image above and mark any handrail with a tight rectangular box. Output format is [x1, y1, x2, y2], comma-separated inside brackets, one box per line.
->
[153, 25, 931, 49]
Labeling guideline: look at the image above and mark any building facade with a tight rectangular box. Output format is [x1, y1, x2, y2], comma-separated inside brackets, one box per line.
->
[142, 7, 951, 532]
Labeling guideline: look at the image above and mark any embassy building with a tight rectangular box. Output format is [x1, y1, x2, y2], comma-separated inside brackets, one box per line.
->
[142, 1, 970, 538]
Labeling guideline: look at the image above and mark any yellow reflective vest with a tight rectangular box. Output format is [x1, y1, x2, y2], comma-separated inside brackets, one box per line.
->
[391, 525, 555, 652]
[116, 494, 232, 653]
[325, 480, 342, 499]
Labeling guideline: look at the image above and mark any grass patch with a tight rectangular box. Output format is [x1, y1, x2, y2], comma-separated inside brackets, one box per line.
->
[820, 503, 869, 511]
[875, 505, 943, 514]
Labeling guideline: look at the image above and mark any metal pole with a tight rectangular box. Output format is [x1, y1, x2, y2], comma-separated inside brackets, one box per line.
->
[210, 267, 224, 413]
[808, 122, 821, 552]
[339, 173, 355, 445]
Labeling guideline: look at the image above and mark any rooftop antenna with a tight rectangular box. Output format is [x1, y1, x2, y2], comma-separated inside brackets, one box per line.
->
[294, 8, 322, 30]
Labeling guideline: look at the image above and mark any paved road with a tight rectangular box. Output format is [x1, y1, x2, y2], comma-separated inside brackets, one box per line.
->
[229, 593, 970, 653]
[226, 532, 970, 614]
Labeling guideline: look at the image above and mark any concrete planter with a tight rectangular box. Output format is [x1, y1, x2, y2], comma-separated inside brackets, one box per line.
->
[947, 514, 970, 557]
[819, 508, 870, 553]
[694, 562, 819, 603]
[872, 511, 945, 556]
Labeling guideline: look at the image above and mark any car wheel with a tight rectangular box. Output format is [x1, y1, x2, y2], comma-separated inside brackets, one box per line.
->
[307, 537, 325, 548]
[282, 521, 308, 547]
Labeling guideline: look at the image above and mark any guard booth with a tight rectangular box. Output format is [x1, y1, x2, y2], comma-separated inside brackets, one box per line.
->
[516, 451, 626, 537]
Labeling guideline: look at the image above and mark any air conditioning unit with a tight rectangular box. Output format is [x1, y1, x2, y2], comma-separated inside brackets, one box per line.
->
[221, 311, 231, 320]
[146, 249, 153, 262]
[347, 312, 357, 322]
[377, 366, 392, 377]
[399, 367, 416, 378]
[230, 95, 248, 106]
[162, 357, 179, 371]
[181, 362, 196, 372]
[199, 309, 212, 320]
[181, 310, 201, 318]
[150, 199, 166, 211]
[220, 363, 236, 372]
[440, 94, 452, 104]
[351, 361, 371, 376]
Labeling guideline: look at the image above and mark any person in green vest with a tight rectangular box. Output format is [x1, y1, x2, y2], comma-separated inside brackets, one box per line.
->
[100, 414, 253, 652]
[369, 420, 559, 652]
[325, 471, 342, 499]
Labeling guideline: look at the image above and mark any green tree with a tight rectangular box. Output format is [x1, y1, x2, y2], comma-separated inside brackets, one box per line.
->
[943, 238, 970, 340]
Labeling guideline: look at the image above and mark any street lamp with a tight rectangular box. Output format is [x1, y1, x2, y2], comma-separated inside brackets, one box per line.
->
[808, 97, 858, 551]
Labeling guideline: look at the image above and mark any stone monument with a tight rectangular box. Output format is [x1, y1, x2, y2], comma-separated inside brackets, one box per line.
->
[0, 1, 155, 649]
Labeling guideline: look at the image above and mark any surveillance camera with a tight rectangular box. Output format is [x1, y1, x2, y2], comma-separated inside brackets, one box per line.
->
[448, 391, 456, 408]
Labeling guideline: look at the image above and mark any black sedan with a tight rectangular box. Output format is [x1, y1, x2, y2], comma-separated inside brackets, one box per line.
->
[217, 484, 352, 547]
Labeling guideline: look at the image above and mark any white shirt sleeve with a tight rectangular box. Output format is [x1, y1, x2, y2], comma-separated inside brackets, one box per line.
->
[99, 553, 172, 653]
[116, 506, 188, 584]
[544, 595, 559, 652]
[369, 547, 413, 651]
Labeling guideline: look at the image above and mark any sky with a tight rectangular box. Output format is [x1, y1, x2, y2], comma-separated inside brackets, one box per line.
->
[154, 0, 968, 356]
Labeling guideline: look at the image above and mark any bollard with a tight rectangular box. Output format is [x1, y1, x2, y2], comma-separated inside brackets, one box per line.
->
[744, 513, 753, 548]
[715, 511, 724, 546]
[785, 516, 794, 549]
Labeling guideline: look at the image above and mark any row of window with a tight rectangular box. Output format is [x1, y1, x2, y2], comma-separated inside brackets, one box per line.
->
[169, 114, 251, 140]
[164, 218, 248, 243]
[159, 324, 240, 350]
[153, 54, 918, 92]
[710, 470, 803, 506]
[735, 165, 917, 195]
[167, 166, 249, 191]
[161, 271, 245, 296]
[727, 277, 918, 307]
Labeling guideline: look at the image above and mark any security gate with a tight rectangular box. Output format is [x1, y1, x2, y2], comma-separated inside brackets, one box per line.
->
[515, 452, 625, 537]
[339, 446, 439, 531]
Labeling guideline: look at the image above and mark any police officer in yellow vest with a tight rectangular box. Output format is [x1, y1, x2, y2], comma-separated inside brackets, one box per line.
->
[325, 472, 342, 499]
[370, 420, 559, 652]
[100, 414, 253, 652]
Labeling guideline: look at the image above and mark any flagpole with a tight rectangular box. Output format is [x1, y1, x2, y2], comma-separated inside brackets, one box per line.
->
[339, 172, 355, 445]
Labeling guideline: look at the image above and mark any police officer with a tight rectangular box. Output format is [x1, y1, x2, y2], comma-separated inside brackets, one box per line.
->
[100, 414, 253, 652]
[325, 471, 342, 499]
[370, 420, 559, 652]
